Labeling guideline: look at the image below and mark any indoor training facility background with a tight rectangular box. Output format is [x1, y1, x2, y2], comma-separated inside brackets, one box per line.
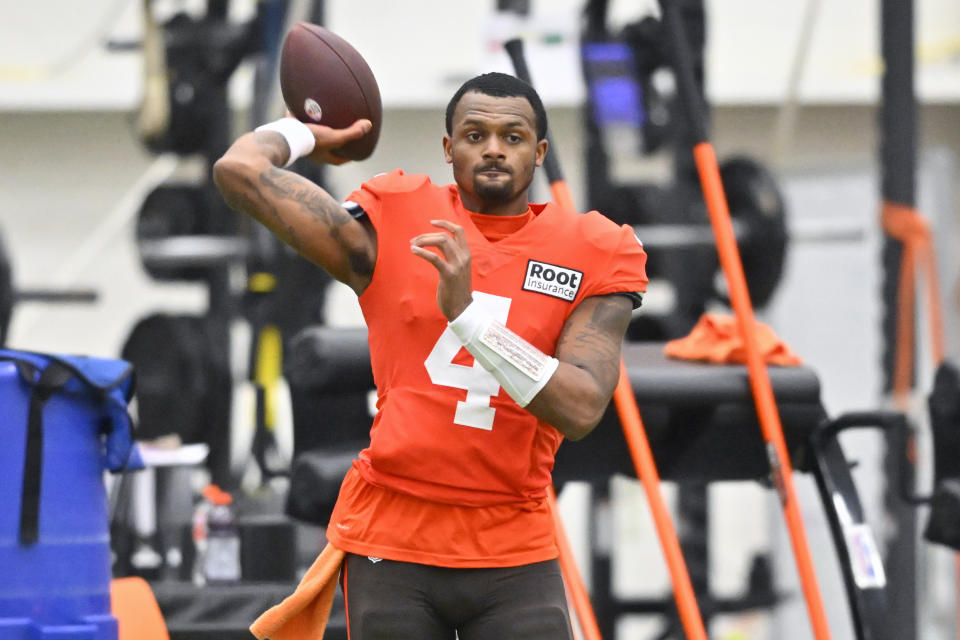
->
[1, 1, 959, 639]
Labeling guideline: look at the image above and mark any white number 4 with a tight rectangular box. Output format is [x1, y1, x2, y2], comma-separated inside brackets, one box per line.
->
[424, 292, 511, 430]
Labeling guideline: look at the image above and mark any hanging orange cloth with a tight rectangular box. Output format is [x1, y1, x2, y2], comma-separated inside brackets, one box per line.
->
[880, 200, 946, 407]
[249, 542, 345, 640]
[663, 313, 802, 366]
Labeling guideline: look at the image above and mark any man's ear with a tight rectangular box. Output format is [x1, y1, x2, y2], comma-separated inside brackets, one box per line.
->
[535, 139, 548, 167]
[442, 136, 453, 164]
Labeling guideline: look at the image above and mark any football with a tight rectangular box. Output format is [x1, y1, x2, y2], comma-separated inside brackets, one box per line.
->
[279, 22, 382, 160]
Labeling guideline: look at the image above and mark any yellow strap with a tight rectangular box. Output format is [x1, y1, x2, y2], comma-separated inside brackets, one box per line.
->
[254, 324, 283, 429]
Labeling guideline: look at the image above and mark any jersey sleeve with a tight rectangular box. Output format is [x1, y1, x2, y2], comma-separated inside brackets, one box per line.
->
[586, 220, 649, 308]
[342, 169, 429, 231]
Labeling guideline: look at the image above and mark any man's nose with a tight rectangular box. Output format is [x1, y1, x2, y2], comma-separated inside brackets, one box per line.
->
[482, 138, 506, 158]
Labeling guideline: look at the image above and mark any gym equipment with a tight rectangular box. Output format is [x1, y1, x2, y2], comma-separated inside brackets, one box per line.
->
[283, 323, 925, 639]
[237, 516, 296, 582]
[610, 359, 707, 640]
[879, 0, 920, 396]
[120, 314, 232, 472]
[925, 360, 960, 550]
[657, 1, 832, 636]
[46, 0, 253, 496]
[283, 327, 373, 526]
[715, 157, 788, 308]
[877, 1, 945, 637]
[805, 412, 901, 640]
[137, 1, 259, 156]
[0, 225, 98, 347]
[129, 0, 338, 492]
[135, 184, 244, 282]
[504, 36, 708, 640]
[804, 392, 960, 640]
[151, 581, 344, 640]
[0, 349, 140, 640]
[558, 342, 817, 639]
[579, 0, 789, 337]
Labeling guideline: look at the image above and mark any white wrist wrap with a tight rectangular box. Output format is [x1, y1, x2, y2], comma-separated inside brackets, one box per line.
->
[449, 301, 560, 407]
[255, 118, 316, 167]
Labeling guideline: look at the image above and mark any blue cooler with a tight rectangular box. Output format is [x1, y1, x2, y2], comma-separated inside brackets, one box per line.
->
[0, 350, 142, 640]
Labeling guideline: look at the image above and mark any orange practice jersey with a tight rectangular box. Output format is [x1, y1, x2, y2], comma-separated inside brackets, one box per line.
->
[327, 170, 648, 566]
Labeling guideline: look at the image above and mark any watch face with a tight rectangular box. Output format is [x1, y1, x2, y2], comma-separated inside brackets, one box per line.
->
[204, 537, 241, 581]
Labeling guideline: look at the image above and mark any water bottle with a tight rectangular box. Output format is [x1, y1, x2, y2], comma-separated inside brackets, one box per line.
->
[203, 487, 241, 583]
[190, 486, 213, 586]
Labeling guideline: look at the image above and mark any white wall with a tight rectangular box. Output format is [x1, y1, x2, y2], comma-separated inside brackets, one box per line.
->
[2, 0, 959, 109]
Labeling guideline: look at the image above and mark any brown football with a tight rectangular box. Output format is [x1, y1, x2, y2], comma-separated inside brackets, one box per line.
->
[279, 22, 382, 160]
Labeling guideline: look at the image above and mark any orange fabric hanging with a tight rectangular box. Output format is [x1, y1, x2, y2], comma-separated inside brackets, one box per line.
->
[664, 313, 803, 366]
[880, 201, 946, 407]
[249, 542, 345, 640]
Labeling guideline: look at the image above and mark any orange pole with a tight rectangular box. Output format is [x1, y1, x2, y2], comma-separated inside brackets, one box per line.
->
[692, 142, 832, 640]
[613, 361, 709, 640]
[548, 486, 604, 640]
[550, 180, 577, 215]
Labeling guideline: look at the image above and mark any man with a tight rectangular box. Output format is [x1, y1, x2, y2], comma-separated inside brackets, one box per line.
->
[215, 72, 647, 639]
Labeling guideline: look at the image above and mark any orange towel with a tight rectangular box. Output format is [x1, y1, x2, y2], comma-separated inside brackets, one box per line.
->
[250, 542, 345, 640]
[663, 313, 802, 366]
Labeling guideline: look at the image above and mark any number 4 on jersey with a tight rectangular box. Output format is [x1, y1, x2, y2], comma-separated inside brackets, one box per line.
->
[424, 292, 511, 430]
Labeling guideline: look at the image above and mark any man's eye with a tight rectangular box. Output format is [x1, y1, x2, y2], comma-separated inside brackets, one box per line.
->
[507, 134, 522, 143]
[467, 132, 482, 142]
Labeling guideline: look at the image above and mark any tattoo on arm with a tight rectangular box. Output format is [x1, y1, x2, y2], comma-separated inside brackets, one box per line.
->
[259, 168, 355, 236]
[254, 132, 291, 167]
[558, 296, 632, 387]
[219, 129, 377, 278]
[229, 174, 303, 251]
[246, 167, 375, 278]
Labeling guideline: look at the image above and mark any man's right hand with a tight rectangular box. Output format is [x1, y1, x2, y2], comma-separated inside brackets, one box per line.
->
[303, 118, 372, 165]
[214, 116, 378, 294]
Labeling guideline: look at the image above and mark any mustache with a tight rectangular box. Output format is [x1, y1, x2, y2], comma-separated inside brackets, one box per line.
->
[475, 164, 512, 174]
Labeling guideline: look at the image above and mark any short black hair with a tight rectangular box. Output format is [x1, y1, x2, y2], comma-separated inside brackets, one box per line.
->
[445, 72, 548, 141]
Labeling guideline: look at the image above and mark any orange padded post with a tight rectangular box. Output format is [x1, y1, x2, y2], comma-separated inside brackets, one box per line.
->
[694, 141, 831, 640]
[548, 486, 604, 640]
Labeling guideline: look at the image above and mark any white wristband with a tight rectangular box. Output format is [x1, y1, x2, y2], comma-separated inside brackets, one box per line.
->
[449, 300, 560, 408]
[255, 118, 316, 168]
